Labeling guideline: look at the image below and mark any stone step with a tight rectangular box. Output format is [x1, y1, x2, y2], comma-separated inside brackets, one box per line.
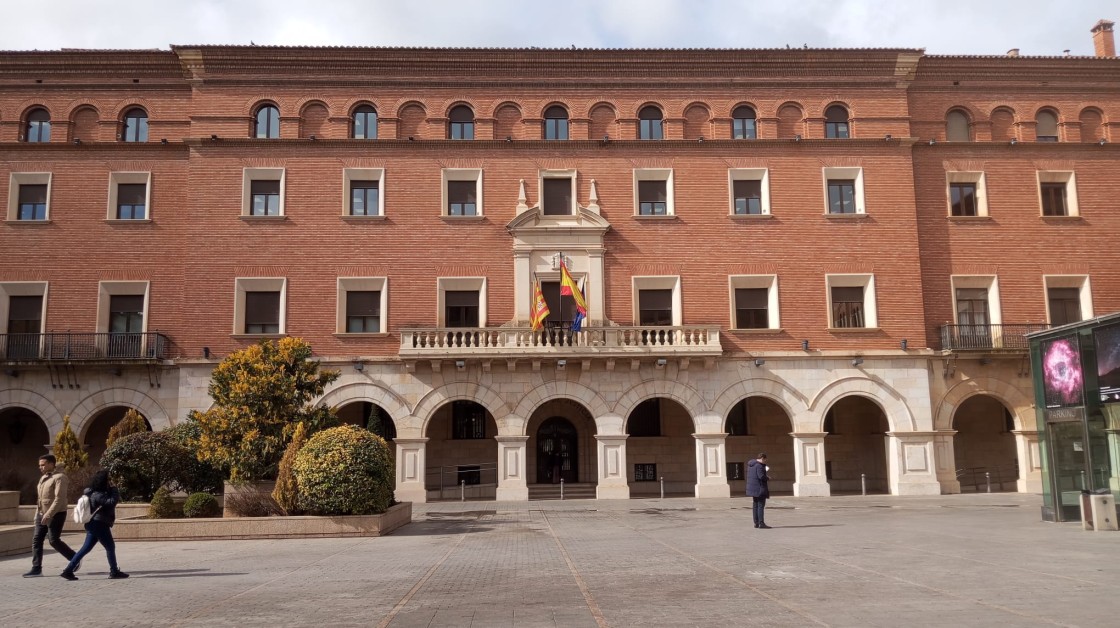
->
[0, 523, 33, 557]
[528, 484, 598, 500]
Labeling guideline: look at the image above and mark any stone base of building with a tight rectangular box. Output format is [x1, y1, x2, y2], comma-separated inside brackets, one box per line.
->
[793, 482, 832, 497]
[596, 484, 630, 500]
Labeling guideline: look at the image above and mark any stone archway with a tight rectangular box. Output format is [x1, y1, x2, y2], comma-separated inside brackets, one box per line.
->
[526, 398, 597, 492]
[0, 406, 51, 503]
[81, 405, 152, 466]
[824, 396, 890, 494]
[725, 397, 794, 495]
[424, 400, 499, 500]
[952, 395, 1019, 492]
[625, 396, 695, 496]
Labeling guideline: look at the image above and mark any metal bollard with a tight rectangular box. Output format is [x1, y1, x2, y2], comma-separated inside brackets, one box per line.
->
[660, 476, 665, 500]
[985, 471, 991, 493]
[560, 478, 564, 501]
[460, 479, 465, 502]
[1081, 470, 1087, 490]
[861, 473, 867, 496]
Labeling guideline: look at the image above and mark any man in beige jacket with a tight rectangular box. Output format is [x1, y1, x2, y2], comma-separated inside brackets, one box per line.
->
[23, 454, 77, 577]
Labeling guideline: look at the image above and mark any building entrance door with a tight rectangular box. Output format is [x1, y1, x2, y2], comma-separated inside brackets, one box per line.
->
[1047, 418, 1090, 521]
[537, 417, 578, 484]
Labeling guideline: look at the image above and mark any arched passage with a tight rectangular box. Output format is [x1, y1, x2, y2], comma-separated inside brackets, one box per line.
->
[526, 398, 596, 493]
[626, 397, 695, 496]
[0, 407, 51, 503]
[336, 401, 397, 441]
[824, 396, 889, 493]
[424, 400, 498, 500]
[725, 397, 794, 495]
[81, 405, 152, 466]
[952, 395, 1018, 492]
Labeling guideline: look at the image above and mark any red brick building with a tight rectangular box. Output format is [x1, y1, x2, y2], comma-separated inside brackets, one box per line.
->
[2, 22, 1118, 501]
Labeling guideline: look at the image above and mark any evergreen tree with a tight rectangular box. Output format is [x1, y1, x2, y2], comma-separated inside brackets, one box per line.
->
[105, 408, 149, 449]
[53, 415, 88, 472]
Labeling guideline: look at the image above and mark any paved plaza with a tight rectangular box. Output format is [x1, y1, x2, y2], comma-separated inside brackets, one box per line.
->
[2, 493, 1118, 627]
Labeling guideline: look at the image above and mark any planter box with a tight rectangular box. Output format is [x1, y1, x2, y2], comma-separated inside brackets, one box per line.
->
[222, 480, 276, 517]
[112, 502, 411, 541]
[18, 503, 151, 532]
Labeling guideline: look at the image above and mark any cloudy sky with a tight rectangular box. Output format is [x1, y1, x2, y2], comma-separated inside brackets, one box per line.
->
[2, 0, 1115, 56]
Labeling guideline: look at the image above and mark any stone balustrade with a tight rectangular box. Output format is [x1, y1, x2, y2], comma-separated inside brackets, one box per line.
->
[399, 326, 721, 358]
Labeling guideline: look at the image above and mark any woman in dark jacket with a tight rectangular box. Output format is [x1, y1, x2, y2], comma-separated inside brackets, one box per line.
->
[746, 453, 771, 529]
[60, 470, 128, 580]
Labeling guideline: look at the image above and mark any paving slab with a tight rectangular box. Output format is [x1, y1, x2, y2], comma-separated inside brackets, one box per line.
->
[2, 493, 1118, 627]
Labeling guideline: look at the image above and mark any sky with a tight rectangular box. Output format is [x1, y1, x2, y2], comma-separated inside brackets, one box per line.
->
[1, 0, 1116, 57]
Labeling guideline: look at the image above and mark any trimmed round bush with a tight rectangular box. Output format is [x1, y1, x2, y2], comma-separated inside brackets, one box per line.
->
[148, 486, 181, 519]
[101, 430, 222, 502]
[182, 492, 220, 518]
[293, 425, 393, 516]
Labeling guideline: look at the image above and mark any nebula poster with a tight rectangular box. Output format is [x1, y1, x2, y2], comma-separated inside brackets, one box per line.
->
[1042, 337, 1083, 408]
[1095, 324, 1120, 403]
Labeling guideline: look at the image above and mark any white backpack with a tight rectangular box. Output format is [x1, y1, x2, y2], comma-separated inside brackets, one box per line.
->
[73, 495, 94, 524]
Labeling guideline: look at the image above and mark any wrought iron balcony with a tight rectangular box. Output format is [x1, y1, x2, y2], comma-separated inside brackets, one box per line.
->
[399, 325, 722, 359]
[0, 332, 171, 363]
[940, 323, 1050, 352]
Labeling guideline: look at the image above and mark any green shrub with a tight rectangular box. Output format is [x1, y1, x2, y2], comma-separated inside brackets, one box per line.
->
[54, 415, 87, 472]
[293, 425, 393, 516]
[272, 422, 308, 515]
[148, 486, 181, 519]
[101, 431, 221, 502]
[106, 408, 149, 449]
[225, 491, 284, 517]
[182, 492, 220, 518]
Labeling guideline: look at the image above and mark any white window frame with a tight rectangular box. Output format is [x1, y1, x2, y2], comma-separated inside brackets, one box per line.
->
[728, 275, 779, 329]
[538, 169, 578, 216]
[1037, 171, 1079, 217]
[950, 275, 1002, 326]
[342, 168, 385, 217]
[633, 168, 675, 217]
[95, 281, 150, 334]
[728, 168, 771, 216]
[233, 277, 287, 335]
[821, 167, 865, 215]
[7, 172, 52, 221]
[632, 276, 682, 325]
[826, 274, 877, 328]
[1043, 275, 1093, 324]
[0, 281, 49, 334]
[336, 277, 388, 334]
[437, 277, 487, 327]
[106, 172, 152, 221]
[441, 168, 483, 217]
[945, 171, 988, 217]
[241, 168, 286, 217]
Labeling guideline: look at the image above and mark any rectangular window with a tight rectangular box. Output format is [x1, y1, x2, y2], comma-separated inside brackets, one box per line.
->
[733, 180, 762, 215]
[450, 121, 474, 140]
[831, 286, 865, 328]
[452, 401, 486, 439]
[244, 291, 281, 334]
[107, 294, 144, 357]
[826, 122, 850, 139]
[734, 288, 769, 329]
[18, 184, 47, 221]
[638, 289, 673, 326]
[349, 181, 379, 216]
[447, 181, 477, 216]
[544, 118, 568, 140]
[250, 180, 281, 216]
[5, 295, 43, 360]
[1048, 287, 1082, 326]
[638, 180, 667, 216]
[1040, 182, 1067, 216]
[727, 462, 745, 480]
[827, 180, 857, 214]
[346, 290, 381, 333]
[542, 178, 573, 215]
[956, 287, 990, 327]
[733, 118, 756, 140]
[116, 183, 147, 220]
[457, 465, 482, 485]
[445, 290, 480, 327]
[634, 463, 658, 481]
[950, 183, 977, 217]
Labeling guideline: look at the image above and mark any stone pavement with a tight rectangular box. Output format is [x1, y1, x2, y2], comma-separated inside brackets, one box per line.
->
[2, 493, 1119, 627]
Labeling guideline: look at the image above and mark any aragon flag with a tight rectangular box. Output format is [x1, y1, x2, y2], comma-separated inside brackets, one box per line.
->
[530, 279, 550, 331]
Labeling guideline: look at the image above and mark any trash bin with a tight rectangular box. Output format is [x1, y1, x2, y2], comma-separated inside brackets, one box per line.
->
[1083, 490, 1119, 532]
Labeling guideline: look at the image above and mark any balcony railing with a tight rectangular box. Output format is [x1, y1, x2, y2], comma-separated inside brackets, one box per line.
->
[400, 325, 722, 358]
[0, 332, 171, 362]
[940, 323, 1050, 352]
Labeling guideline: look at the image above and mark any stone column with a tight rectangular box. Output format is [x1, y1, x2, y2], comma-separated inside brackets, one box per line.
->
[693, 433, 731, 498]
[1013, 430, 1043, 493]
[495, 436, 529, 501]
[595, 434, 630, 499]
[886, 432, 942, 496]
[791, 432, 830, 496]
[588, 249, 606, 323]
[933, 430, 960, 494]
[394, 438, 428, 504]
[513, 250, 531, 322]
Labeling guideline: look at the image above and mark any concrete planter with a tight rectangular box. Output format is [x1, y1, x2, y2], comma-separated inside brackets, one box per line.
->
[112, 501, 412, 541]
[222, 480, 277, 517]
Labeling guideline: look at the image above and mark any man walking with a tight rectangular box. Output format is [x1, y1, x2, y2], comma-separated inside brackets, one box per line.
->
[23, 454, 77, 577]
[746, 452, 771, 529]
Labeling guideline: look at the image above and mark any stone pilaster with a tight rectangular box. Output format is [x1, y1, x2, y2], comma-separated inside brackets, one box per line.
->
[791, 432, 830, 496]
[394, 438, 428, 504]
[693, 433, 731, 498]
[495, 435, 529, 501]
[595, 434, 630, 499]
[886, 432, 942, 496]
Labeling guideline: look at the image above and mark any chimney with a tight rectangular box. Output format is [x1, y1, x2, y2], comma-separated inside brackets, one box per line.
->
[1092, 19, 1115, 57]
[1006, 48, 1019, 57]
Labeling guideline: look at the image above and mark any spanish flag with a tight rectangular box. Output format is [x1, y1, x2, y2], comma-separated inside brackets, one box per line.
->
[530, 279, 550, 331]
[559, 259, 589, 314]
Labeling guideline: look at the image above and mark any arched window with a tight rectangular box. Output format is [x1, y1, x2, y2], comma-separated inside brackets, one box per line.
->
[732, 105, 757, 139]
[448, 105, 474, 140]
[25, 108, 51, 143]
[352, 105, 377, 139]
[254, 104, 280, 139]
[543, 105, 569, 140]
[639, 106, 664, 140]
[825, 105, 850, 138]
[1036, 110, 1059, 142]
[946, 110, 971, 142]
[122, 108, 148, 143]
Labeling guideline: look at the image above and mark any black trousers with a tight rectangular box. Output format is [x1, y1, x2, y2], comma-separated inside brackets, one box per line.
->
[31, 511, 76, 569]
[752, 496, 767, 526]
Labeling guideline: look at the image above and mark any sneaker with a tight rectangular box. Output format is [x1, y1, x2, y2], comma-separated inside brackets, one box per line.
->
[109, 570, 129, 580]
[72, 560, 81, 574]
[60, 571, 78, 581]
[22, 568, 42, 578]
[758, 523, 772, 529]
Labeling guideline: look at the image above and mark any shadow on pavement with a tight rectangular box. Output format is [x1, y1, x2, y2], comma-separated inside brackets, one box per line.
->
[392, 521, 494, 536]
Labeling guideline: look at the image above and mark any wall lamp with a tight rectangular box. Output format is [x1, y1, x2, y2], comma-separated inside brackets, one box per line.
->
[506, 136, 512, 142]
[353, 360, 365, 372]
[851, 357, 864, 367]
[210, 134, 218, 141]
[73, 138, 81, 145]
[802, 339, 810, 351]
[884, 134, 892, 141]
[556, 359, 567, 368]
[928, 138, 936, 145]
[1010, 138, 1018, 145]
[1101, 138, 1109, 145]
[900, 339, 908, 350]
[161, 138, 168, 144]
[656, 358, 668, 367]
[753, 358, 766, 367]
[455, 360, 466, 370]
[202, 347, 211, 359]
[408, 136, 415, 141]
[794, 134, 802, 142]
[309, 134, 317, 140]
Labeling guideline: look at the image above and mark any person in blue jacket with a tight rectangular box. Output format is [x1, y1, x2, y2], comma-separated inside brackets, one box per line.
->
[60, 470, 128, 580]
[746, 452, 771, 529]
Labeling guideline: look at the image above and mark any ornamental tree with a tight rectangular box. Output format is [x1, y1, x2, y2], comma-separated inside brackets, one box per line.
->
[189, 337, 340, 482]
[53, 415, 88, 472]
[105, 408, 150, 449]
